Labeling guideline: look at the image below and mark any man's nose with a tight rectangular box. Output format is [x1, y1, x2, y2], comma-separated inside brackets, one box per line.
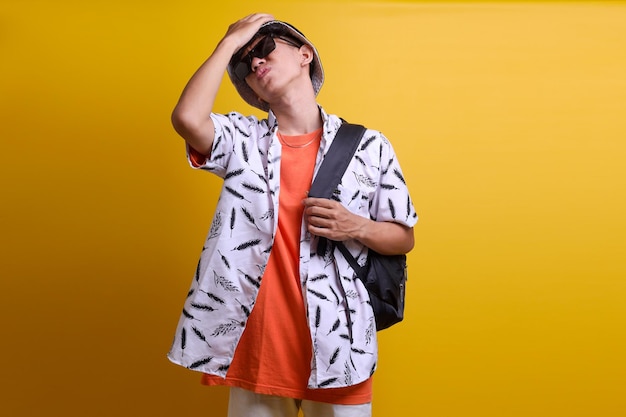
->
[250, 56, 265, 73]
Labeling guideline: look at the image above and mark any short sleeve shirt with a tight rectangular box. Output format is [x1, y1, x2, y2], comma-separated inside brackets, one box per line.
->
[167, 107, 418, 389]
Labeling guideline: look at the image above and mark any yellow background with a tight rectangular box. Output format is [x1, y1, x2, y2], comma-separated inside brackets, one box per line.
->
[1, 1, 625, 416]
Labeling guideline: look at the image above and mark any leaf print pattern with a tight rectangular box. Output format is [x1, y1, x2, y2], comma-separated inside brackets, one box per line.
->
[349, 190, 360, 204]
[327, 347, 340, 370]
[315, 306, 321, 329]
[213, 271, 239, 292]
[388, 198, 396, 219]
[352, 171, 377, 188]
[359, 134, 376, 151]
[225, 186, 251, 203]
[365, 318, 375, 345]
[307, 288, 330, 301]
[380, 183, 398, 191]
[349, 355, 357, 374]
[200, 289, 226, 305]
[322, 247, 334, 269]
[182, 309, 197, 320]
[234, 124, 251, 139]
[354, 154, 366, 167]
[309, 273, 329, 282]
[190, 303, 216, 312]
[329, 286, 341, 305]
[217, 250, 231, 269]
[194, 260, 201, 282]
[211, 319, 243, 337]
[241, 206, 260, 230]
[319, 378, 338, 387]
[344, 290, 359, 299]
[192, 326, 212, 346]
[252, 169, 269, 186]
[351, 347, 372, 355]
[393, 168, 406, 184]
[327, 319, 341, 335]
[232, 239, 262, 251]
[230, 208, 236, 237]
[241, 139, 249, 163]
[189, 356, 213, 369]
[259, 209, 274, 221]
[344, 361, 353, 385]
[212, 134, 223, 152]
[209, 151, 226, 161]
[241, 182, 265, 194]
[238, 269, 261, 289]
[381, 157, 395, 175]
[207, 212, 223, 240]
[224, 168, 245, 180]
[236, 299, 252, 317]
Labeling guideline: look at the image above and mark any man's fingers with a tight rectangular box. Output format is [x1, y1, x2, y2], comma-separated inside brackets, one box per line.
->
[305, 206, 334, 221]
[303, 197, 337, 208]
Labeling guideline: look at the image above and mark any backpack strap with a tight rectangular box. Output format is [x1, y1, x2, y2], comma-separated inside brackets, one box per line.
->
[308, 121, 366, 257]
[335, 240, 367, 279]
[308, 122, 366, 199]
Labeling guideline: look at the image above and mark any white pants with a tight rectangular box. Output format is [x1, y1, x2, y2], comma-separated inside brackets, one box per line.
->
[227, 387, 372, 417]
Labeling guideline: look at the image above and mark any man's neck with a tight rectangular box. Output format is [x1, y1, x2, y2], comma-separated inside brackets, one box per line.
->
[273, 103, 322, 135]
[269, 85, 322, 135]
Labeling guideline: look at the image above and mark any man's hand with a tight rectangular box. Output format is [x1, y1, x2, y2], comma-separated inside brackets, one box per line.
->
[171, 13, 275, 156]
[302, 197, 365, 242]
[302, 197, 415, 255]
[222, 13, 275, 52]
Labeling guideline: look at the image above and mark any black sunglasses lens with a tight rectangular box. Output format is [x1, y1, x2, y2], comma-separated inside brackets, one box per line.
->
[254, 36, 276, 59]
[235, 37, 276, 80]
[234, 61, 250, 81]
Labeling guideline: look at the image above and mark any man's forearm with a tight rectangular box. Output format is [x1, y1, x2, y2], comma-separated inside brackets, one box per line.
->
[353, 219, 414, 255]
[171, 38, 240, 155]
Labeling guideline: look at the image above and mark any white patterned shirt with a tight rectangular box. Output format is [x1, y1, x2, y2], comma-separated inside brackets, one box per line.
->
[167, 107, 417, 389]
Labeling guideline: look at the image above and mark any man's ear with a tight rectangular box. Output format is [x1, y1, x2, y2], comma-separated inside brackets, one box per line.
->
[299, 44, 314, 67]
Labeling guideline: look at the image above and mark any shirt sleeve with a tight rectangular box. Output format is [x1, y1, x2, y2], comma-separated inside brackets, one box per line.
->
[370, 132, 418, 228]
[187, 145, 209, 167]
[184, 113, 240, 177]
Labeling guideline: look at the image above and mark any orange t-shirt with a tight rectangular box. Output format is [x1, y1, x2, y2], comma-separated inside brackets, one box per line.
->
[201, 128, 372, 404]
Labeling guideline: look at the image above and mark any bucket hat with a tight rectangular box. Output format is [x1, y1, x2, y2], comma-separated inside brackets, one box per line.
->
[226, 20, 324, 112]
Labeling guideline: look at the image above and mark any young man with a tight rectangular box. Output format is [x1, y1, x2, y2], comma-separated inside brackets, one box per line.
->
[167, 13, 417, 417]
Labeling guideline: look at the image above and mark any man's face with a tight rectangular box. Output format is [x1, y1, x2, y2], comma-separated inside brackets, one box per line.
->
[233, 35, 301, 81]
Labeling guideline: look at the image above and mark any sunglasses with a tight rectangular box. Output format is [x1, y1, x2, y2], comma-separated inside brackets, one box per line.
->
[233, 35, 301, 81]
